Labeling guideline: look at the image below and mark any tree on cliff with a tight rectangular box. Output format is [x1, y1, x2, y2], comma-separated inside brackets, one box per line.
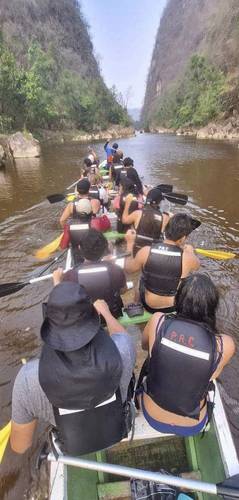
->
[0, 1, 130, 133]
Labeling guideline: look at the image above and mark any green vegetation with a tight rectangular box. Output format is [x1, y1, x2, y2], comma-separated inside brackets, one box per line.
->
[0, 36, 130, 133]
[153, 55, 226, 129]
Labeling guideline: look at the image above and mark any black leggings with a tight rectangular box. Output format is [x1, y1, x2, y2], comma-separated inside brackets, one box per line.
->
[139, 280, 176, 315]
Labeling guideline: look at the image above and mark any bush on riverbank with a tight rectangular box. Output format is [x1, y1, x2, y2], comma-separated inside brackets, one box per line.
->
[152, 55, 226, 129]
[0, 36, 130, 133]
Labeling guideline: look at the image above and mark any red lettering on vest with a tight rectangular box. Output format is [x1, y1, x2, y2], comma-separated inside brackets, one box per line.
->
[188, 336, 195, 348]
[168, 331, 195, 348]
[169, 331, 177, 341]
[179, 334, 185, 345]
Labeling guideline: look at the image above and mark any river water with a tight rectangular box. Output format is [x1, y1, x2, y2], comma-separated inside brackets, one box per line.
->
[0, 133, 239, 499]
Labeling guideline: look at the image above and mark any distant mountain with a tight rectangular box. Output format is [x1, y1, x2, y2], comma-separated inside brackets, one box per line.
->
[128, 108, 141, 122]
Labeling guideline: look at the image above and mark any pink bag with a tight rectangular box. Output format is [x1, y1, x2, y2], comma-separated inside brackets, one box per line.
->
[90, 215, 111, 232]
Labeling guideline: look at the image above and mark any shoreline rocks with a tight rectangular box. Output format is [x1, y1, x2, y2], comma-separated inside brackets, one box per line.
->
[38, 125, 135, 144]
[8, 132, 41, 158]
[0, 125, 135, 161]
[151, 113, 239, 142]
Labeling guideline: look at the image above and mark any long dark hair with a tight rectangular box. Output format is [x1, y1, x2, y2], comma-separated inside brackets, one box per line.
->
[175, 273, 219, 333]
[139, 207, 162, 240]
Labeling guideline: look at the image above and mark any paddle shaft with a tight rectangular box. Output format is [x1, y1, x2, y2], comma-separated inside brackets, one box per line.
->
[66, 178, 82, 190]
[47, 454, 239, 498]
[38, 249, 67, 277]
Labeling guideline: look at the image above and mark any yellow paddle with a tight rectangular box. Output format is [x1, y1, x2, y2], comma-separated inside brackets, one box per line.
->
[66, 193, 76, 202]
[35, 234, 63, 260]
[0, 421, 11, 464]
[195, 248, 236, 260]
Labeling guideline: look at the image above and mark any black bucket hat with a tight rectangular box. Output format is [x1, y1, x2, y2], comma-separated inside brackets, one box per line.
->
[40, 282, 100, 351]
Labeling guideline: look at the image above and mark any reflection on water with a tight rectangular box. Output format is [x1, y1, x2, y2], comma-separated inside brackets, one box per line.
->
[0, 134, 239, 498]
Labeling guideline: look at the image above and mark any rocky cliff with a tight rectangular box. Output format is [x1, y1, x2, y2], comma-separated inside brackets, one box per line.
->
[0, 0, 99, 80]
[0, 0, 129, 133]
[142, 0, 239, 128]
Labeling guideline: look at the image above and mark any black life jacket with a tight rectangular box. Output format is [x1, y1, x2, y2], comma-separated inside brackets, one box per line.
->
[52, 388, 129, 456]
[89, 184, 100, 200]
[118, 168, 128, 185]
[70, 205, 92, 265]
[111, 163, 124, 182]
[116, 195, 139, 234]
[76, 261, 124, 318]
[69, 221, 90, 247]
[39, 328, 129, 455]
[133, 207, 163, 256]
[146, 316, 217, 419]
[142, 242, 183, 296]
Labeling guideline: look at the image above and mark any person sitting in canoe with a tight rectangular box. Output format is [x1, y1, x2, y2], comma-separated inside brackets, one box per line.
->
[113, 177, 143, 234]
[87, 146, 98, 164]
[81, 158, 102, 188]
[55, 229, 127, 318]
[124, 213, 200, 314]
[60, 178, 101, 228]
[104, 140, 118, 168]
[60, 197, 93, 265]
[119, 157, 143, 195]
[137, 273, 235, 436]
[122, 188, 171, 255]
[10, 283, 136, 456]
[110, 152, 124, 185]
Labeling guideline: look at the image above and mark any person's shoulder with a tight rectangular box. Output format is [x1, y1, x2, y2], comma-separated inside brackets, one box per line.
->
[14, 359, 39, 388]
[220, 334, 236, 360]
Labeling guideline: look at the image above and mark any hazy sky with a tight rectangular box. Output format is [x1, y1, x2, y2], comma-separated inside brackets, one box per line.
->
[80, 0, 168, 109]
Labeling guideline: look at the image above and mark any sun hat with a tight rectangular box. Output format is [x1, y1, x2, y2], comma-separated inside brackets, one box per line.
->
[75, 198, 92, 215]
[40, 282, 100, 351]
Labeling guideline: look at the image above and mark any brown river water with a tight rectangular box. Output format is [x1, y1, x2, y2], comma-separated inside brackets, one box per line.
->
[0, 133, 239, 499]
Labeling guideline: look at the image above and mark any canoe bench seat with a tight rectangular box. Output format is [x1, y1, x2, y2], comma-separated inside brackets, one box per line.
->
[123, 410, 173, 441]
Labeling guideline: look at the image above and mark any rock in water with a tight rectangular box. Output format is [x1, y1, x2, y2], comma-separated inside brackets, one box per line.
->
[8, 132, 41, 158]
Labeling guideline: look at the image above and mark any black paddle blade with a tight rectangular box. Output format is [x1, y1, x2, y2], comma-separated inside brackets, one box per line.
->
[217, 474, 239, 498]
[0, 282, 27, 297]
[184, 217, 201, 236]
[47, 193, 65, 204]
[164, 192, 188, 205]
[191, 218, 201, 230]
[156, 184, 173, 193]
